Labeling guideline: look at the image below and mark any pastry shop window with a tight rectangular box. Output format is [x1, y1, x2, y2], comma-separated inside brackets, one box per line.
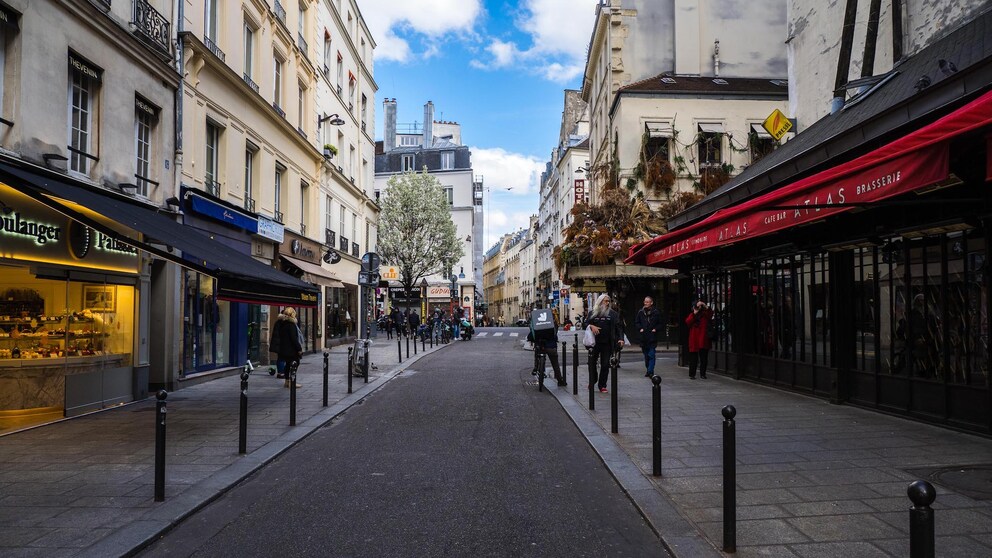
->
[0, 265, 134, 364]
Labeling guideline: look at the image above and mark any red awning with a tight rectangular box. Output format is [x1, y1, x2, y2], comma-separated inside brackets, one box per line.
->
[628, 89, 992, 266]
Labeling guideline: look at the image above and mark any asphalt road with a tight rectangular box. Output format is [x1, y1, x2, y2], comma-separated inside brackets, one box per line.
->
[140, 328, 667, 558]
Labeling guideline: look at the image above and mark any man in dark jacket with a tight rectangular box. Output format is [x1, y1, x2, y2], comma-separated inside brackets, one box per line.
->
[269, 307, 303, 388]
[586, 294, 624, 393]
[635, 296, 662, 377]
[408, 310, 421, 337]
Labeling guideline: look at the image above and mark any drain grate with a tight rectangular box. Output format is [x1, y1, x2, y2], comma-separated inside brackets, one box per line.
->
[905, 464, 992, 500]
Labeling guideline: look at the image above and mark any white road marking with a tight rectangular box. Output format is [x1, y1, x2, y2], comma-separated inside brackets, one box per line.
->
[510, 332, 519, 337]
[476, 332, 488, 337]
[494, 332, 504, 337]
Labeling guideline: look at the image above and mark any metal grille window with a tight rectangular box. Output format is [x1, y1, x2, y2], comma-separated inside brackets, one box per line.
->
[68, 60, 97, 174]
[205, 122, 219, 191]
[134, 108, 152, 197]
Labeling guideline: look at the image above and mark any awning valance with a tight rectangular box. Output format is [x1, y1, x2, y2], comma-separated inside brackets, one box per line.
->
[628, 90, 992, 267]
[0, 161, 318, 307]
[280, 255, 344, 287]
[750, 123, 772, 139]
[645, 121, 674, 138]
[699, 122, 725, 134]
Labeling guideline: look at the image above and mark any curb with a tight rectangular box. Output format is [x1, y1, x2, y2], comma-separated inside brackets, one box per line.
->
[82, 343, 451, 558]
[546, 384, 722, 558]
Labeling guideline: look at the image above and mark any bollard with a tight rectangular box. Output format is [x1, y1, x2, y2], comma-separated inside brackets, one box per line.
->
[430, 332, 434, 348]
[561, 342, 568, 386]
[154, 390, 167, 502]
[652, 375, 662, 476]
[722, 405, 737, 553]
[588, 351, 595, 411]
[908, 480, 936, 558]
[573, 334, 579, 395]
[347, 347, 353, 394]
[422, 335, 425, 353]
[322, 352, 329, 407]
[289, 361, 298, 426]
[397, 337, 402, 363]
[239, 367, 250, 454]
[610, 353, 619, 434]
[406, 335, 410, 358]
[364, 344, 369, 384]
[414, 334, 418, 354]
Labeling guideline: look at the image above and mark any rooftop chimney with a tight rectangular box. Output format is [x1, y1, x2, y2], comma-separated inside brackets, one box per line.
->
[384, 98, 397, 152]
[423, 101, 434, 148]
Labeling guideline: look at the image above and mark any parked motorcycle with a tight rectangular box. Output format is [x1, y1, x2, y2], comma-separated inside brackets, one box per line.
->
[460, 319, 474, 340]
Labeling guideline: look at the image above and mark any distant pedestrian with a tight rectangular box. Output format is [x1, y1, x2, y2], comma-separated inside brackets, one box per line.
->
[408, 310, 421, 337]
[685, 298, 713, 379]
[586, 294, 623, 393]
[635, 296, 662, 378]
[269, 307, 303, 388]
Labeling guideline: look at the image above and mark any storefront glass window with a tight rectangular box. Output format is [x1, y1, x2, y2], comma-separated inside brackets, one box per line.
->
[182, 270, 231, 373]
[325, 285, 355, 339]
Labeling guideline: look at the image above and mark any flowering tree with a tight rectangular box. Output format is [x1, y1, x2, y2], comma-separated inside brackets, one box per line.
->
[378, 170, 464, 300]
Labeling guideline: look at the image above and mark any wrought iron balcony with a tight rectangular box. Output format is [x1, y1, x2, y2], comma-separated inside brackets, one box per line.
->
[339, 236, 349, 252]
[349, 102, 354, 113]
[297, 33, 307, 55]
[337, 84, 342, 97]
[274, 210, 284, 223]
[351, 242, 359, 258]
[296, 126, 306, 139]
[300, 223, 307, 235]
[244, 197, 255, 212]
[273, 102, 285, 118]
[204, 36, 225, 62]
[323, 65, 329, 78]
[325, 229, 336, 245]
[362, 121, 366, 132]
[274, 0, 287, 26]
[205, 179, 221, 197]
[243, 73, 259, 94]
[132, 0, 170, 54]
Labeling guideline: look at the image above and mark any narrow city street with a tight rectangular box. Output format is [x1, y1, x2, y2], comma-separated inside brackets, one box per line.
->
[138, 330, 667, 557]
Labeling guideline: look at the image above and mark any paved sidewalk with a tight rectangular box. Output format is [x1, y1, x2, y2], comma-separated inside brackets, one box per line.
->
[546, 334, 992, 557]
[0, 334, 446, 557]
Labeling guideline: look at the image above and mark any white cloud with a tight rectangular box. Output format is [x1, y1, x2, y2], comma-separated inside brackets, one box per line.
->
[541, 62, 584, 82]
[485, 208, 534, 252]
[360, 0, 484, 62]
[469, 147, 545, 196]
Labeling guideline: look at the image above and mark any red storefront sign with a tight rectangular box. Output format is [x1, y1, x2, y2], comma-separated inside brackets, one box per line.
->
[644, 146, 948, 265]
[574, 179, 586, 204]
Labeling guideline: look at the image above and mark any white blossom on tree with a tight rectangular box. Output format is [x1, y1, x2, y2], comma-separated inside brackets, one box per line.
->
[377, 170, 465, 300]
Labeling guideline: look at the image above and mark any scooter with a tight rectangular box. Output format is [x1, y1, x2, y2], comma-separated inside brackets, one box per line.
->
[460, 319, 474, 341]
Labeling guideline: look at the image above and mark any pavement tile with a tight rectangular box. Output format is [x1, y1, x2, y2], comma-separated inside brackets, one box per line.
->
[788, 514, 905, 541]
[780, 500, 876, 517]
[735, 545, 801, 557]
[0, 527, 50, 547]
[787, 541, 894, 557]
[699, 518, 810, 546]
[25, 528, 112, 549]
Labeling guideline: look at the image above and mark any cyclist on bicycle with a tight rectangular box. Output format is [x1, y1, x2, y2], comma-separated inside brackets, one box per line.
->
[530, 305, 563, 385]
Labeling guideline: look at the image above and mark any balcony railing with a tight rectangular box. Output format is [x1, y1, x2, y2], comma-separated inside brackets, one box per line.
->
[296, 126, 306, 139]
[204, 36, 225, 62]
[273, 102, 285, 118]
[323, 65, 329, 78]
[325, 229, 336, 245]
[274, 210, 284, 223]
[297, 33, 307, 55]
[361, 121, 366, 132]
[300, 223, 307, 235]
[274, 0, 287, 26]
[352, 242, 360, 258]
[244, 197, 255, 212]
[132, 0, 170, 54]
[339, 236, 349, 252]
[337, 84, 342, 97]
[243, 73, 259, 94]
[205, 179, 220, 197]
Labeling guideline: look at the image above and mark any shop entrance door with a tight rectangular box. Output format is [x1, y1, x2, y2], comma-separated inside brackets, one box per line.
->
[183, 271, 232, 373]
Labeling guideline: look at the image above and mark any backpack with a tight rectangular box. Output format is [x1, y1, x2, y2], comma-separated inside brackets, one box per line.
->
[531, 309, 555, 331]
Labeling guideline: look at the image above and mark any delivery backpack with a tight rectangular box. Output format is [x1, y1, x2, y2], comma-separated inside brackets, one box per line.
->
[531, 309, 555, 331]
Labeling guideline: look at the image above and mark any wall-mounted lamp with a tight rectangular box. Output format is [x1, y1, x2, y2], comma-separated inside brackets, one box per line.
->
[318, 113, 345, 127]
[459, 267, 465, 279]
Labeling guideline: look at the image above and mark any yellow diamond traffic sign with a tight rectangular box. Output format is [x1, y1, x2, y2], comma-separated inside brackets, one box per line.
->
[762, 109, 793, 141]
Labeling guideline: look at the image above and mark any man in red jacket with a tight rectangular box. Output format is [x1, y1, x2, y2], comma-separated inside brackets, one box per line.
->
[685, 298, 713, 379]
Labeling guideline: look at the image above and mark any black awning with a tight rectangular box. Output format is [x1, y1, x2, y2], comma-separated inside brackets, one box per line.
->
[0, 160, 318, 307]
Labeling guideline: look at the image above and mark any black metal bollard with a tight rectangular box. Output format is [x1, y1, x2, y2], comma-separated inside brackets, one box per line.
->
[289, 361, 298, 426]
[430, 332, 434, 348]
[397, 337, 402, 362]
[239, 367, 250, 454]
[347, 347, 353, 394]
[414, 334, 418, 354]
[406, 335, 410, 358]
[722, 405, 737, 553]
[422, 335, 425, 353]
[154, 390, 167, 502]
[588, 351, 595, 411]
[364, 345, 369, 384]
[652, 375, 662, 476]
[610, 354, 619, 434]
[573, 334, 579, 395]
[322, 352, 329, 407]
[908, 480, 936, 558]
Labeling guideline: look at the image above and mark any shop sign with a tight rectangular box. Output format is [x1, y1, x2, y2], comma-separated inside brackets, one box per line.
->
[291, 239, 316, 260]
[257, 215, 284, 243]
[427, 286, 451, 299]
[762, 109, 793, 141]
[646, 146, 950, 265]
[69, 51, 101, 83]
[380, 265, 400, 281]
[188, 191, 258, 233]
[0, 184, 138, 273]
[560, 288, 569, 298]
[574, 179, 586, 204]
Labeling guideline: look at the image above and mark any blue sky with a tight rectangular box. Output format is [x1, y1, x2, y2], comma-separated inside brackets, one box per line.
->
[360, 0, 599, 249]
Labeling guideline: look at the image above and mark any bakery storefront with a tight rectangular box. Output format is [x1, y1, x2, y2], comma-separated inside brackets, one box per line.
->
[0, 183, 142, 433]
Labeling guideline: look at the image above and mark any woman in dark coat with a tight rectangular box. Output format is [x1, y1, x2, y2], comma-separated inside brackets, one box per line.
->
[685, 299, 713, 379]
[270, 307, 303, 388]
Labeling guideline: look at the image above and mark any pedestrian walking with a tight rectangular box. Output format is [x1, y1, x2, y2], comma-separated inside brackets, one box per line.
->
[269, 307, 303, 388]
[685, 298, 713, 379]
[586, 294, 623, 393]
[635, 296, 662, 377]
[408, 309, 421, 337]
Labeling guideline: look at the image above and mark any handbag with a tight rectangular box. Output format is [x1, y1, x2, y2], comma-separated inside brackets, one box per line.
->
[582, 327, 596, 348]
[623, 334, 631, 346]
